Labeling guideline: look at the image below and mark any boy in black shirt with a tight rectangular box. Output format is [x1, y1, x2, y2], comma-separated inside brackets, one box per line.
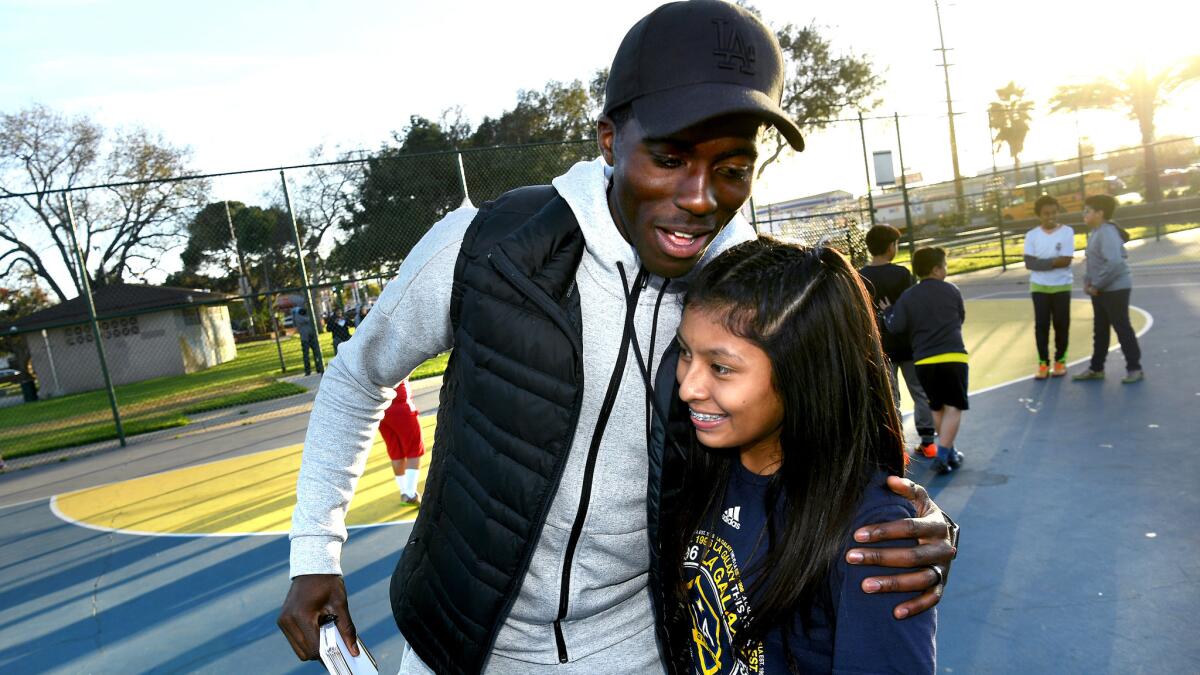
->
[885, 247, 967, 474]
[858, 225, 937, 457]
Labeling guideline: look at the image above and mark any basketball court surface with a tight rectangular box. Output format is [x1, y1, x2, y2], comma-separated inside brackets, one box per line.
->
[1, 230, 1197, 673]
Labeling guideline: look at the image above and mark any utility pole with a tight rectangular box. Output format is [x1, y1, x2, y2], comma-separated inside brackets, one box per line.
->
[934, 0, 965, 214]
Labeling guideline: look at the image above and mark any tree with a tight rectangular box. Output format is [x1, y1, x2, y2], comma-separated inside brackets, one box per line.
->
[989, 82, 1034, 177]
[176, 200, 309, 332]
[292, 145, 365, 283]
[0, 105, 207, 302]
[331, 115, 465, 277]
[0, 271, 52, 379]
[758, 23, 884, 177]
[334, 79, 602, 277]
[1050, 55, 1200, 202]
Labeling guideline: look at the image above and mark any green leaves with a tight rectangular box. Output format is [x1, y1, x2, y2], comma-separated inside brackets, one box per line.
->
[989, 81, 1034, 167]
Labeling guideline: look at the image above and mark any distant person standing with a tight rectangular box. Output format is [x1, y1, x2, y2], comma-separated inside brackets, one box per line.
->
[886, 247, 967, 475]
[859, 225, 937, 457]
[1023, 196, 1075, 379]
[291, 306, 324, 376]
[326, 308, 353, 356]
[1073, 194, 1143, 383]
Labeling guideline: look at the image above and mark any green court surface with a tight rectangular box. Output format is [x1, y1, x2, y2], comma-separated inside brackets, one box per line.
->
[895, 298, 1148, 414]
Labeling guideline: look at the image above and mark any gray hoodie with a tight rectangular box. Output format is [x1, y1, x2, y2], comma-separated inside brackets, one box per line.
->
[291, 306, 316, 338]
[289, 157, 756, 672]
[1084, 221, 1132, 292]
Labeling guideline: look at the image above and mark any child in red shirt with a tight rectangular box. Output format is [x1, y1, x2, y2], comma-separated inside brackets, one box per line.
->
[379, 379, 425, 505]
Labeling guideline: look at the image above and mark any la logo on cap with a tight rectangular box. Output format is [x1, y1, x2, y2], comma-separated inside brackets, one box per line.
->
[712, 19, 756, 74]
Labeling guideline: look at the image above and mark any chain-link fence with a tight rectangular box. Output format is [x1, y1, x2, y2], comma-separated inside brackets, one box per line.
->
[754, 120, 1200, 275]
[1, 129, 1198, 466]
[0, 141, 595, 465]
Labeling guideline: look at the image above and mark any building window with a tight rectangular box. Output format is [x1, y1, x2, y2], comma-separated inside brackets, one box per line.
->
[64, 325, 93, 346]
[182, 308, 201, 326]
[100, 316, 140, 339]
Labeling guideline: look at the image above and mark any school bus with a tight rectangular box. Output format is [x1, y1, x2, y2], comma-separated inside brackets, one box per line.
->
[1001, 170, 1123, 220]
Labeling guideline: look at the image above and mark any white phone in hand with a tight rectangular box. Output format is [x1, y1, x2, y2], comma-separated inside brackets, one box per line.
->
[318, 620, 379, 675]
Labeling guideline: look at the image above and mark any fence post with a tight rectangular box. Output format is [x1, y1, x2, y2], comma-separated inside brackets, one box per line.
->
[858, 112, 876, 227]
[992, 169, 1008, 271]
[280, 169, 323, 373]
[998, 218, 1008, 270]
[1077, 140, 1086, 214]
[456, 152, 472, 208]
[65, 193, 126, 447]
[894, 113, 916, 256]
[40, 328, 62, 396]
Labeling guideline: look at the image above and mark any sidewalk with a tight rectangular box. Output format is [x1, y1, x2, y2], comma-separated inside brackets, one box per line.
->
[2, 371, 444, 473]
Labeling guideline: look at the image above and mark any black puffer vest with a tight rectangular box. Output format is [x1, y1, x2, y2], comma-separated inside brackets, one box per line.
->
[388, 186, 579, 674]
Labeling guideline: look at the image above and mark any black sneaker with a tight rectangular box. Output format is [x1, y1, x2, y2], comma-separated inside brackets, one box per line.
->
[932, 457, 954, 475]
[948, 449, 965, 470]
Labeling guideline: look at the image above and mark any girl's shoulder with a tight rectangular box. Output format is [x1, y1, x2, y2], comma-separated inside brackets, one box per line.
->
[852, 471, 918, 529]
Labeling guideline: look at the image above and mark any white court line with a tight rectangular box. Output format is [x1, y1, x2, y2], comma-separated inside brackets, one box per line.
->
[0, 495, 51, 511]
[901, 302, 1152, 416]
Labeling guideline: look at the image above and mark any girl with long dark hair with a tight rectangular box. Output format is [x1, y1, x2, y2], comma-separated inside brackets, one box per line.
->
[670, 238, 935, 673]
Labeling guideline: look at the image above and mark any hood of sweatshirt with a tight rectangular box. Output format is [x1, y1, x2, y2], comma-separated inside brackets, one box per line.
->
[552, 156, 755, 296]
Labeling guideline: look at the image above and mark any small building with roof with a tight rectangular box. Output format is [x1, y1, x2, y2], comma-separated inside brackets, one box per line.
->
[4, 283, 237, 398]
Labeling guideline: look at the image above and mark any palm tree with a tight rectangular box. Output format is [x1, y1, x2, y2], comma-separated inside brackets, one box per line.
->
[1050, 56, 1200, 202]
[988, 81, 1034, 179]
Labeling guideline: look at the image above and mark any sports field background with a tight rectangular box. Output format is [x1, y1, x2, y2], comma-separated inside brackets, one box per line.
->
[45, 296, 1148, 538]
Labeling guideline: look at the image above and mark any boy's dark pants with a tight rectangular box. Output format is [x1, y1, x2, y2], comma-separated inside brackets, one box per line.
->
[1089, 288, 1141, 372]
[300, 332, 324, 375]
[1032, 291, 1070, 363]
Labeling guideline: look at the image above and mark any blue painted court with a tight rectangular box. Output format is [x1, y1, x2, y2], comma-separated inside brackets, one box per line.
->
[1, 230, 1197, 673]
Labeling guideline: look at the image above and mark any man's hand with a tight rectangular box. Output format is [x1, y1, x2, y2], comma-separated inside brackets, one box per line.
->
[277, 574, 360, 660]
[1052, 256, 1073, 269]
[844, 476, 958, 620]
[1085, 284, 1100, 297]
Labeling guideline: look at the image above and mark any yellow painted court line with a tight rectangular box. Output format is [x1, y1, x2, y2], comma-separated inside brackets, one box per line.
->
[52, 417, 436, 537]
[50, 299, 1153, 537]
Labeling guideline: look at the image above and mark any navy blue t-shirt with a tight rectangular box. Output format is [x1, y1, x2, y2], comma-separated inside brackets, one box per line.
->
[682, 467, 936, 674]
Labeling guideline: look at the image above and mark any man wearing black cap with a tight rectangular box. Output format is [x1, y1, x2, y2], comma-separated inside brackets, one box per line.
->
[278, 2, 958, 673]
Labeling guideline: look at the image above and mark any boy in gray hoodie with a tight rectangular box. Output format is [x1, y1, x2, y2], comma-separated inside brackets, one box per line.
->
[1073, 194, 1143, 383]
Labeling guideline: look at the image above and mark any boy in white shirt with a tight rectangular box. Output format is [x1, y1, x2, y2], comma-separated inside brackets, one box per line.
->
[1023, 195, 1075, 378]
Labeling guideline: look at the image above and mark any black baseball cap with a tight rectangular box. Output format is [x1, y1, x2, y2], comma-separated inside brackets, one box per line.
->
[603, 0, 804, 151]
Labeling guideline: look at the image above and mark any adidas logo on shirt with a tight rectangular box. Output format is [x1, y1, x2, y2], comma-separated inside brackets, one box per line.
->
[722, 506, 741, 530]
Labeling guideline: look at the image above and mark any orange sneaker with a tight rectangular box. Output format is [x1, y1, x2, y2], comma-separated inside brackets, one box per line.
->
[1051, 361, 1068, 377]
[1035, 363, 1050, 380]
[920, 442, 938, 458]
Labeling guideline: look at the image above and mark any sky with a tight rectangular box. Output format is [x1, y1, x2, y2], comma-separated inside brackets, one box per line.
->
[1, 0, 1198, 285]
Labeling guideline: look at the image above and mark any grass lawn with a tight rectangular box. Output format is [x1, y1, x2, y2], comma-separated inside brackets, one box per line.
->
[0, 334, 450, 461]
[894, 222, 1198, 276]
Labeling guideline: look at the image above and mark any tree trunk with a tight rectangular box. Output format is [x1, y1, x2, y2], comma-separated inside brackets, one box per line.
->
[1133, 67, 1161, 203]
[1139, 120, 1161, 203]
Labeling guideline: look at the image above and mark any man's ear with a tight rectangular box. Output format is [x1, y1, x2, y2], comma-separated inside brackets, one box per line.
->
[597, 117, 616, 166]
